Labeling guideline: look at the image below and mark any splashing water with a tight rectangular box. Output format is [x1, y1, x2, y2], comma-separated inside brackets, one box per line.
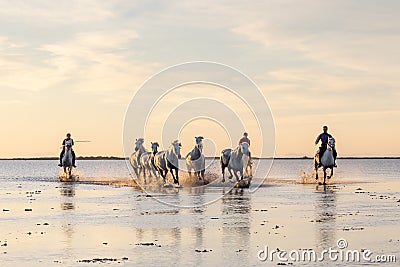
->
[299, 169, 317, 184]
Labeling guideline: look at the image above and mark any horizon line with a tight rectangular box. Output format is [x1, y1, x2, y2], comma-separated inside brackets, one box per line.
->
[1, 156, 400, 160]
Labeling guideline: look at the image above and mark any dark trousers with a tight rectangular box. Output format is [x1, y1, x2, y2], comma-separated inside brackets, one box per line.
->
[319, 144, 337, 162]
[60, 150, 76, 165]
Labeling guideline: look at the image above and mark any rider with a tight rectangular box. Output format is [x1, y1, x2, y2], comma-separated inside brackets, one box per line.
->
[58, 133, 76, 167]
[239, 132, 251, 146]
[315, 126, 337, 167]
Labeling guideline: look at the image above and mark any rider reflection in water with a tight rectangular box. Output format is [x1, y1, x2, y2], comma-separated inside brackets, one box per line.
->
[315, 126, 337, 167]
[58, 133, 76, 168]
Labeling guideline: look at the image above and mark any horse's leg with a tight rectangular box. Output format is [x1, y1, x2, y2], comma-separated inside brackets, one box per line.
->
[159, 168, 167, 184]
[146, 165, 150, 179]
[233, 170, 240, 182]
[175, 168, 179, 185]
[141, 165, 146, 178]
[144, 165, 150, 183]
[151, 165, 158, 178]
[186, 163, 192, 178]
[227, 167, 233, 180]
[315, 160, 319, 180]
[221, 160, 226, 182]
[142, 167, 147, 184]
[133, 167, 139, 178]
[169, 167, 177, 184]
[147, 163, 153, 178]
[328, 167, 333, 179]
[323, 167, 327, 185]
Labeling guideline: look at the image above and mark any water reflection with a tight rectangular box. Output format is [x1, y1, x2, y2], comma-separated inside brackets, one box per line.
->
[314, 185, 337, 249]
[60, 183, 76, 210]
[59, 182, 76, 260]
[221, 188, 251, 258]
[189, 187, 207, 266]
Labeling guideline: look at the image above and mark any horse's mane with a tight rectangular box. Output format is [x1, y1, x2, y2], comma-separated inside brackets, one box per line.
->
[241, 142, 249, 147]
[234, 142, 249, 153]
[171, 140, 179, 145]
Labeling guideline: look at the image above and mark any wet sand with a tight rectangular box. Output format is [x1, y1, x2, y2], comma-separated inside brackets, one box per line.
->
[0, 159, 399, 266]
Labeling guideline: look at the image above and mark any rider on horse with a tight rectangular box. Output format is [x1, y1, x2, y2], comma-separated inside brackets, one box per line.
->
[315, 126, 337, 167]
[58, 133, 76, 167]
[239, 132, 252, 176]
[239, 132, 251, 147]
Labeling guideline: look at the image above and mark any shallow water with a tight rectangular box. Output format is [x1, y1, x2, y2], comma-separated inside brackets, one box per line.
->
[0, 159, 399, 266]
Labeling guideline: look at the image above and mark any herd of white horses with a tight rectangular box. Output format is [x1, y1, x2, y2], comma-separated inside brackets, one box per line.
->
[60, 135, 336, 186]
[129, 136, 252, 186]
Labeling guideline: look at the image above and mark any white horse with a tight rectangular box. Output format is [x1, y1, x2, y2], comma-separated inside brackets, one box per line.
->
[220, 142, 251, 182]
[154, 140, 182, 185]
[130, 138, 146, 177]
[186, 136, 205, 181]
[62, 140, 73, 179]
[315, 137, 335, 185]
[139, 142, 159, 181]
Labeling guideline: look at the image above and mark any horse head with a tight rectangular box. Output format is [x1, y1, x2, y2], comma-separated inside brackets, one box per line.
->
[172, 140, 182, 159]
[134, 138, 144, 151]
[65, 140, 73, 151]
[240, 142, 250, 157]
[151, 142, 159, 154]
[195, 136, 204, 152]
[328, 137, 335, 149]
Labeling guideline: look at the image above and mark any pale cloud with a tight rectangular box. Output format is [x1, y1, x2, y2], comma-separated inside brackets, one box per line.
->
[0, 36, 60, 92]
[0, 1, 115, 24]
[40, 30, 157, 96]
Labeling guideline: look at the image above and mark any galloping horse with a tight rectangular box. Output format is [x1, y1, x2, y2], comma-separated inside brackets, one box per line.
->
[154, 140, 182, 185]
[130, 138, 146, 177]
[220, 142, 251, 182]
[186, 136, 205, 180]
[61, 140, 73, 179]
[315, 137, 335, 185]
[139, 142, 159, 180]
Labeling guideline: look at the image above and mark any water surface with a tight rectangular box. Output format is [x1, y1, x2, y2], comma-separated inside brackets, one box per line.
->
[0, 159, 399, 266]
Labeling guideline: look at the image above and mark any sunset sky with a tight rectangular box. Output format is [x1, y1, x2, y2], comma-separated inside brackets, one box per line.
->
[1, 0, 399, 158]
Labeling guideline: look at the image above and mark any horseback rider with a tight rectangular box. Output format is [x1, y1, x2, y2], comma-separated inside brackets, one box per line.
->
[239, 132, 251, 146]
[238, 132, 252, 177]
[58, 133, 77, 167]
[315, 126, 337, 167]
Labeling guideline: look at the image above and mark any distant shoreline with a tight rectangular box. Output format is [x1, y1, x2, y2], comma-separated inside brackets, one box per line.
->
[0, 156, 399, 160]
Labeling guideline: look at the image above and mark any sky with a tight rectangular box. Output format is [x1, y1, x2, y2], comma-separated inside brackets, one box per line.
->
[1, 0, 399, 158]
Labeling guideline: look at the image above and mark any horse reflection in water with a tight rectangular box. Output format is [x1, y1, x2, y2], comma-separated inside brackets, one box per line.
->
[60, 183, 76, 210]
[314, 185, 337, 250]
[221, 188, 251, 258]
[60, 183, 76, 258]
